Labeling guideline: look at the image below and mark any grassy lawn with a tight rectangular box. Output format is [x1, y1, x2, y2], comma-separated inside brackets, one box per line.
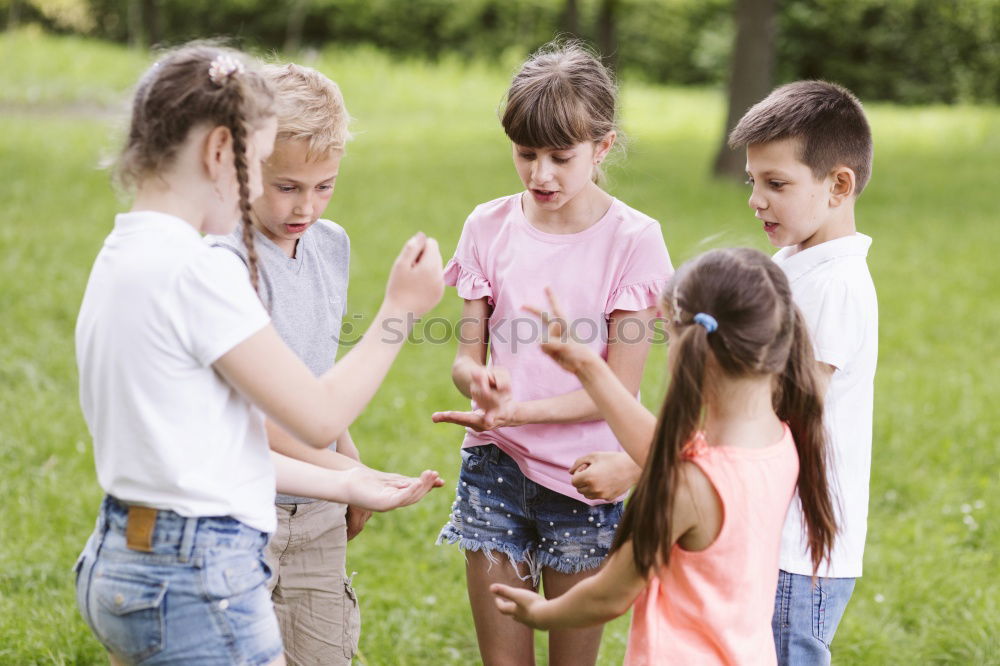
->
[0, 28, 997, 664]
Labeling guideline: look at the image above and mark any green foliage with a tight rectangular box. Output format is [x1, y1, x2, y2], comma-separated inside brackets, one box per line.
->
[5, 0, 998, 103]
[779, 0, 1000, 104]
[0, 31, 998, 663]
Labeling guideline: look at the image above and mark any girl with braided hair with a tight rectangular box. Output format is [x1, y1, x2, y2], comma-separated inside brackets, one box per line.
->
[493, 248, 837, 665]
[73, 44, 444, 664]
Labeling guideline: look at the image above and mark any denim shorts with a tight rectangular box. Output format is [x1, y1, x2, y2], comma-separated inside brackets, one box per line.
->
[74, 496, 283, 665]
[437, 444, 623, 583]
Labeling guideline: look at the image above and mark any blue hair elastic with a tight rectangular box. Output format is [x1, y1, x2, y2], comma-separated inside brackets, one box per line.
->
[693, 312, 718, 333]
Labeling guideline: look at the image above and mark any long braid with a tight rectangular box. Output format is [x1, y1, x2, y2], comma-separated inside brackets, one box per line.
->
[226, 87, 261, 295]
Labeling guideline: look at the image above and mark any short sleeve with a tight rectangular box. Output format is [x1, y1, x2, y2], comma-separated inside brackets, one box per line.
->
[605, 222, 673, 315]
[444, 215, 494, 305]
[173, 247, 270, 366]
[798, 280, 860, 371]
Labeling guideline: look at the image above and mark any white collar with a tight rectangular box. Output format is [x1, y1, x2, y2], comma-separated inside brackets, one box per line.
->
[773, 233, 872, 282]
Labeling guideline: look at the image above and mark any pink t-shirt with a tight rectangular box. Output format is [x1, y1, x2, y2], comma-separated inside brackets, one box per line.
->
[625, 427, 799, 665]
[444, 193, 672, 504]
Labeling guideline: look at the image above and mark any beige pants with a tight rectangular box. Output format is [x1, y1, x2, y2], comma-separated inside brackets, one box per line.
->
[266, 501, 360, 666]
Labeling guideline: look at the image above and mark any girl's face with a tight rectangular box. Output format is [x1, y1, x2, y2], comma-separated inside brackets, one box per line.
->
[512, 135, 613, 212]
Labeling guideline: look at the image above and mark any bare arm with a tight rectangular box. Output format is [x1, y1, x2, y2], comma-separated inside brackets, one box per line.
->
[266, 419, 363, 470]
[450, 297, 491, 398]
[574, 352, 658, 466]
[270, 450, 440, 512]
[434, 307, 656, 431]
[492, 541, 647, 629]
[492, 462, 716, 629]
[215, 234, 444, 448]
[517, 307, 656, 425]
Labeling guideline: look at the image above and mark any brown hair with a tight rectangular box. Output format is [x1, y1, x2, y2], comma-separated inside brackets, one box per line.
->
[613, 248, 837, 576]
[728, 80, 873, 195]
[116, 44, 275, 292]
[501, 40, 619, 180]
[262, 62, 352, 160]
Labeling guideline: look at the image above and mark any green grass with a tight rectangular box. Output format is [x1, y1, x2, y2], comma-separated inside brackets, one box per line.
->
[1, 28, 998, 664]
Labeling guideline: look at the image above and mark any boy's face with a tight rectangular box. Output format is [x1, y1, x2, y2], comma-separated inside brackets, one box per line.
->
[252, 138, 342, 256]
[745, 137, 838, 250]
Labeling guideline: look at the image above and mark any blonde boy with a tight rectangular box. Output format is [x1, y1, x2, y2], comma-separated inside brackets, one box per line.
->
[212, 63, 364, 665]
[729, 81, 878, 665]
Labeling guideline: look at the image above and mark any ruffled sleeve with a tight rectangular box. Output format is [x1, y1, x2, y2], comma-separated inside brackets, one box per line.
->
[444, 257, 494, 305]
[604, 220, 673, 315]
[605, 277, 668, 315]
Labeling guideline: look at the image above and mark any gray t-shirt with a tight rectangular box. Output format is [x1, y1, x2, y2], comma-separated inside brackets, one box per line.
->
[210, 219, 350, 504]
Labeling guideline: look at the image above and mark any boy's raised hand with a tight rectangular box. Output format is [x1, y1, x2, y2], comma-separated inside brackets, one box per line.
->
[490, 583, 548, 629]
[524, 287, 600, 376]
[385, 232, 445, 317]
[341, 467, 443, 512]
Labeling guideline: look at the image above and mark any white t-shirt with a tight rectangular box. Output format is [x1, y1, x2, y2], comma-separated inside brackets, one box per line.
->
[75, 211, 276, 533]
[773, 233, 878, 578]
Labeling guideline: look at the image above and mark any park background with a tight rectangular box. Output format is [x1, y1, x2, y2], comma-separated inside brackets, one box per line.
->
[0, 0, 997, 663]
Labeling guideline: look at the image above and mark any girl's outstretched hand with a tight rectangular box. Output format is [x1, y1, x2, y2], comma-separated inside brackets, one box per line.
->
[432, 366, 520, 431]
[341, 467, 443, 513]
[524, 287, 600, 376]
[490, 583, 549, 629]
[385, 232, 445, 317]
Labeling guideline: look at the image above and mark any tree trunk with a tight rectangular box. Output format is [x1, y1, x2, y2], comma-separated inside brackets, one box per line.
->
[597, 0, 619, 72]
[143, 0, 162, 47]
[127, 0, 145, 49]
[712, 0, 777, 179]
[285, 0, 310, 54]
[7, 0, 20, 30]
[563, 0, 580, 38]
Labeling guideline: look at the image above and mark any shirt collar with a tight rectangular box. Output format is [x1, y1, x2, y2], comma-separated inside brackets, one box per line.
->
[773, 233, 872, 282]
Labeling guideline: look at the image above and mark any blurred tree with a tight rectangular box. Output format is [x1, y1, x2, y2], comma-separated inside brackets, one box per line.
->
[563, 0, 579, 37]
[284, 0, 309, 53]
[712, 0, 776, 179]
[597, 0, 618, 71]
[8, 0, 21, 29]
[126, 0, 141, 47]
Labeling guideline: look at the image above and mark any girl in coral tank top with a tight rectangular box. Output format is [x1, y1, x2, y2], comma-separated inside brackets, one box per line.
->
[493, 248, 837, 665]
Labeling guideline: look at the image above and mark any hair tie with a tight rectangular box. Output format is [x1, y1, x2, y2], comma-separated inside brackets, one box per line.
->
[208, 54, 244, 86]
[693, 312, 718, 333]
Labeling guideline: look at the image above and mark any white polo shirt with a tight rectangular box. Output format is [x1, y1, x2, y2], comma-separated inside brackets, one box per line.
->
[75, 211, 276, 533]
[774, 233, 878, 578]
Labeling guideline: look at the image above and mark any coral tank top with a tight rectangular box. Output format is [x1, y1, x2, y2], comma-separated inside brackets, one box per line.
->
[625, 425, 799, 665]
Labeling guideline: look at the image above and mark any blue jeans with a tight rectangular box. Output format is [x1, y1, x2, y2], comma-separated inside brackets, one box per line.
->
[74, 496, 283, 665]
[772, 570, 856, 666]
[437, 444, 624, 584]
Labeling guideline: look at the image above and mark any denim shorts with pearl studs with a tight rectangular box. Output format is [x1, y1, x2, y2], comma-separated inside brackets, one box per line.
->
[437, 444, 624, 583]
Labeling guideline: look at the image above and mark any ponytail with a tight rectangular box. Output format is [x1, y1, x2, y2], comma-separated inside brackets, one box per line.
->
[612, 323, 710, 575]
[614, 248, 838, 579]
[776, 307, 837, 574]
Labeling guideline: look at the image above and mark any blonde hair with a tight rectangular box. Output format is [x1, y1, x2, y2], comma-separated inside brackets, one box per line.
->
[116, 43, 275, 293]
[262, 63, 351, 160]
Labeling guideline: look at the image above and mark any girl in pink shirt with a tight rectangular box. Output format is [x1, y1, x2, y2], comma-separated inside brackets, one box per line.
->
[432, 41, 672, 664]
[492, 248, 837, 665]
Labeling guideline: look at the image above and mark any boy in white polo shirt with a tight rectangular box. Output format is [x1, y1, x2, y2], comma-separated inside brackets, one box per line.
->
[211, 63, 366, 665]
[729, 80, 878, 665]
